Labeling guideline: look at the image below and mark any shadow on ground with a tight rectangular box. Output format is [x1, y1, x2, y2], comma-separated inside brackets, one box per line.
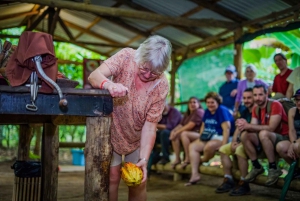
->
[1, 160, 300, 201]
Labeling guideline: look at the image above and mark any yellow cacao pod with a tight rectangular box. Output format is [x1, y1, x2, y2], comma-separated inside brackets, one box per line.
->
[121, 162, 143, 187]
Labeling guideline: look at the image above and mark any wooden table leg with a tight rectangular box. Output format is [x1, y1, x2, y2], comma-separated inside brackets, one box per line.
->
[84, 116, 112, 201]
[41, 123, 59, 201]
[18, 125, 33, 160]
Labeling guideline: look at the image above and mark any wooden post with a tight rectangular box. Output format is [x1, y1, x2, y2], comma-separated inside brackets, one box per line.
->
[18, 125, 33, 160]
[234, 28, 243, 79]
[84, 116, 112, 201]
[169, 52, 176, 106]
[41, 123, 59, 201]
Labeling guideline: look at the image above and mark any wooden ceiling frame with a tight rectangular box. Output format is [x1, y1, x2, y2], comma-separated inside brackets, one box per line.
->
[120, 1, 212, 39]
[0, 10, 39, 21]
[25, 7, 50, 31]
[176, 3, 300, 60]
[62, 20, 123, 45]
[191, 0, 248, 23]
[19, 4, 41, 27]
[11, 0, 237, 29]
[105, 1, 209, 55]
[74, 17, 102, 40]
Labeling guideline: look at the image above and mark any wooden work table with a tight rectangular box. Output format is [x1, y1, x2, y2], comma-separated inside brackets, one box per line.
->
[0, 85, 113, 201]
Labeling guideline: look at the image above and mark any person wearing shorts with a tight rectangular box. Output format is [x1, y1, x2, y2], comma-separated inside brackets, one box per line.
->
[236, 84, 289, 186]
[216, 88, 254, 196]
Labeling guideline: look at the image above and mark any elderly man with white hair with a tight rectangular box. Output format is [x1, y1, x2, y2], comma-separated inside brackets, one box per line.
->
[233, 64, 269, 117]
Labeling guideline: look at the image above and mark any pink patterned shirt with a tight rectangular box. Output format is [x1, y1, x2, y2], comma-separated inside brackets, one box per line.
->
[104, 48, 169, 155]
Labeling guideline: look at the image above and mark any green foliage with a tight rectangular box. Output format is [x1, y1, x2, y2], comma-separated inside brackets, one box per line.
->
[272, 31, 300, 53]
[177, 44, 234, 112]
[243, 49, 261, 63]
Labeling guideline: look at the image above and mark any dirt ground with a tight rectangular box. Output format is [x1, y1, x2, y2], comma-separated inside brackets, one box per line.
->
[1, 160, 300, 201]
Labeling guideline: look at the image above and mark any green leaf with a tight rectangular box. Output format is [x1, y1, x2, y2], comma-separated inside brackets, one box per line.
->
[257, 46, 276, 59]
[243, 49, 261, 63]
[272, 32, 300, 53]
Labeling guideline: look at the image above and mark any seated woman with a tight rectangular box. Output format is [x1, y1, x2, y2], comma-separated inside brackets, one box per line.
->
[233, 64, 268, 117]
[276, 89, 300, 164]
[185, 92, 235, 186]
[169, 97, 204, 169]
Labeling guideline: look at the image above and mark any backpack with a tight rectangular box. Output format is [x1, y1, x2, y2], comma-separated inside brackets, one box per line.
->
[255, 99, 290, 124]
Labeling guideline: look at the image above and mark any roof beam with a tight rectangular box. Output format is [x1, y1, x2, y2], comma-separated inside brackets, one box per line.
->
[120, 0, 211, 39]
[100, 16, 151, 38]
[63, 20, 123, 45]
[58, 16, 74, 40]
[242, 3, 300, 27]
[177, 3, 300, 57]
[0, 10, 39, 21]
[10, 0, 237, 28]
[25, 7, 49, 31]
[74, 17, 102, 40]
[19, 4, 42, 27]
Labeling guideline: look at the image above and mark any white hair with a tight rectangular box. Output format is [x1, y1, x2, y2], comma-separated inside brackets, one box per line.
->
[134, 35, 172, 72]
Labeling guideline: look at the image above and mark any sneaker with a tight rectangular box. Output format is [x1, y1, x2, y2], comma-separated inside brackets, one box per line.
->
[157, 158, 170, 165]
[229, 180, 251, 196]
[215, 178, 235, 193]
[245, 166, 264, 182]
[265, 168, 282, 186]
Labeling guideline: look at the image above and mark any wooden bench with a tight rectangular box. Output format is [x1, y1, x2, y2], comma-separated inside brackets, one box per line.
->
[151, 158, 300, 192]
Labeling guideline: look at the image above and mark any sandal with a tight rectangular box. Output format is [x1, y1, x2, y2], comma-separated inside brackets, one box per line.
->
[180, 161, 190, 169]
[184, 178, 200, 186]
[170, 161, 181, 169]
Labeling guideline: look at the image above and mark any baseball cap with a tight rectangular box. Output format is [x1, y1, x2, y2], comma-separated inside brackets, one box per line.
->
[292, 88, 300, 98]
[225, 65, 236, 74]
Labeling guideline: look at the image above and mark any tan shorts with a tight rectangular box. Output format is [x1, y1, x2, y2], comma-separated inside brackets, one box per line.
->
[111, 149, 140, 167]
[218, 142, 247, 159]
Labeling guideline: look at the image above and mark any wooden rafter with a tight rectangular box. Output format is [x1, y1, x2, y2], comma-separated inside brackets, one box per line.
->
[0, 10, 39, 21]
[177, 3, 300, 58]
[121, 1, 211, 39]
[191, 0, 248, 23]
[74, 17, 102, 40]
[100, 16, 151, 38]
[63, 20, 122, 45]
[58, 17, 74, 40]
[48, 7, 61, 35]
[25, 7, 49, 31]
[19, 4, 41, 27]
[11, 0, 237, 28]
[106, 2, 208, 54]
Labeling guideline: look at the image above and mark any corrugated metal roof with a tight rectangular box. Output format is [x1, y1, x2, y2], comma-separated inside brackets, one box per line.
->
[133, 0, 198, 17]
[155, 26, 202, 46]
[189, 8, 233, 22]
[218, 0, 290, 20]
[0, 0, 298, 58]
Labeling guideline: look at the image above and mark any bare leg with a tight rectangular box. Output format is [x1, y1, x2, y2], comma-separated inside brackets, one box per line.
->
[220, 152, 232, 175]
[181, 131, 200, 163]
[241, 131, 259, 160]
[109, 165, 121, 201]
[237, 155, 248, 178]
[171, 137, 181, 164]
[276, 140, 293, 164]
[259, 130, 276, 163]
[202, 140, 221, 162]
[128, 181, 147, 201]
[188, 139, 205, 182]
